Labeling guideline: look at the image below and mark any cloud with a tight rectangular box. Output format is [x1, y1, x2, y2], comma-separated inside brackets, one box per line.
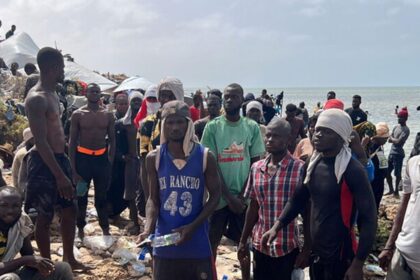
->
[298, 5, 326, 17]
[1, 0, 418, 87]
[386, 6, 401, 16]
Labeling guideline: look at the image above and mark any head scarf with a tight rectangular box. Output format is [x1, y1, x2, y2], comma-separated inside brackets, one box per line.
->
[246, 101, 263, 114]
[134, 85, 159, 128]
[305, 108, 353, 184]
[398, 107, 408, 119]
[324, 99, 345, 110]
[353, 121, 376, 138]
[160, 100, 197, 156]
[122, 90, 143, 125]
[157, 77, 184, 101]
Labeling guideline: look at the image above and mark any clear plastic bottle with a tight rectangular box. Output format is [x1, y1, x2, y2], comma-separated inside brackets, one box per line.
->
[152, 232, 180, 247]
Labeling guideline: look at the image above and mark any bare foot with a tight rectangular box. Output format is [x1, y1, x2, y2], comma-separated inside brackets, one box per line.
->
[127, 224, 140, 236]
[66, 259, 95, 272]
[102, 228, 111, 236]
[78, 228, 85, 241]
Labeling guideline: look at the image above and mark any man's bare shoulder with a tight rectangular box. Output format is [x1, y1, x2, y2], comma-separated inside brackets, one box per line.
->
[25, 88, 48, 111]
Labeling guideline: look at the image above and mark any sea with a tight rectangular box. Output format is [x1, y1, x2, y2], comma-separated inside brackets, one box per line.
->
[187, 86, 420, 159]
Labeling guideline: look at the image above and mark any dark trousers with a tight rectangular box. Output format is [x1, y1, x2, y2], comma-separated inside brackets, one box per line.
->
[107, 160, 128, 217]
[209, 206, 246, 255]
[76, 152, 110, 230]
[253, 248, 299, 280]
[371, 175, 385, 211]
[309, 257, 351, 280]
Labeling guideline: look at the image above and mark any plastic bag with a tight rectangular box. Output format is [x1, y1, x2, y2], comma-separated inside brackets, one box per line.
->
[83, 235, 115, 251]
[112, 248, 137, 265]
[131, 262, 146, 276]
[291, 268, 305, 280]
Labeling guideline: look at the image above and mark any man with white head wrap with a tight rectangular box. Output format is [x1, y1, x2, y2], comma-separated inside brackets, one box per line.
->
[134, 85, 159, 128]
[137, 100, 221, 280]
[246, 100, 266, 139]
[122, 91, 143, 125]
[261, 109, 377, 280]
[139, 77, 184, 205]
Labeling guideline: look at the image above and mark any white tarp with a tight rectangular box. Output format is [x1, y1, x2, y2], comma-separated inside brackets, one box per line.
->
[0, 32, 116, 91]
[0, 32, 39, 68]
[113, 76, 153, 92]
[64, 61, 116, 91]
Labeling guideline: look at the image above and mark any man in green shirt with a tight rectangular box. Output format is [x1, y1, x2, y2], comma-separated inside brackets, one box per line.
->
[201, 83, 265, 279]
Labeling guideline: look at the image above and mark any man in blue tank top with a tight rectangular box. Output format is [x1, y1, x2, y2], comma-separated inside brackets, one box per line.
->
[138, 101, 221, 280]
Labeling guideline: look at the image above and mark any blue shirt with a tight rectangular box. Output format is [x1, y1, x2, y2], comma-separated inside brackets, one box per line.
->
[154, 143, 211, 259]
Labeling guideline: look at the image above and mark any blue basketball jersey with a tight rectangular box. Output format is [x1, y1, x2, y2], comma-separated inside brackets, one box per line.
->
[154, 143, 211, 259]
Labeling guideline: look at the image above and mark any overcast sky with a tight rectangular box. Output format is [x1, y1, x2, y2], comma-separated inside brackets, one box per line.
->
[2, 0, 419, 87]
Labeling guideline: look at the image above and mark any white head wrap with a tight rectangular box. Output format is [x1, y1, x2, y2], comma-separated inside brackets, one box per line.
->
[145, 85, 158, 99]
[305, 108, 353, 184]
[122, 91, 143, 125]
[145, 85, 160, 115]
[246, 101, 263, 114]
[157, 77, 184, 101]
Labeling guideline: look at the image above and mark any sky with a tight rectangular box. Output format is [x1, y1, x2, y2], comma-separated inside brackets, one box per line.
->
[1, 0, 420, 87]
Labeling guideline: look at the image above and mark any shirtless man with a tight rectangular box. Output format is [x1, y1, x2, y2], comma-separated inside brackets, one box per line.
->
[69, 83, 115, 238]
[24, 47, 82, 270]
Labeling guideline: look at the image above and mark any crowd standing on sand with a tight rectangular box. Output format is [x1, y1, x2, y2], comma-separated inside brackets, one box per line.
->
[0, 39, 419, 280]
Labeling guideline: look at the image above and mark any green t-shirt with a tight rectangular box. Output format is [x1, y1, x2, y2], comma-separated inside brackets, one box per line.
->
[201, 116, 265, 209]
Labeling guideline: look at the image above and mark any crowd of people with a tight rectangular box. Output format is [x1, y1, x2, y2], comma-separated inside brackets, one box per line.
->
[0, 45, 419, 280]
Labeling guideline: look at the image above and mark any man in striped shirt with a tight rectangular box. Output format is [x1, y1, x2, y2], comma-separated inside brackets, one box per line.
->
[238, 119, 309, 280]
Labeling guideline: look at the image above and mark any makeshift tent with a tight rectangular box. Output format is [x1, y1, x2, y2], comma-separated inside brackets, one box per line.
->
[64, 61, 116, 91]
[0, 32, 39, 68]
[0, 32, 116, 91]
[113, 76, 153, 92]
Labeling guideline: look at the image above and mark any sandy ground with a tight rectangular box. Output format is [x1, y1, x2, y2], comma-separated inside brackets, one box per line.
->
[3, 173, 395, 279]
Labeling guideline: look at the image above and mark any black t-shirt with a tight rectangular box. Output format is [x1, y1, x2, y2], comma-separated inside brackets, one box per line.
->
[345, 107, 367, 126]
[194, 117, 210, 141]
[279, 156, 376, 263]
[308, 157, 355, 262]
[114, 117, 129, 162]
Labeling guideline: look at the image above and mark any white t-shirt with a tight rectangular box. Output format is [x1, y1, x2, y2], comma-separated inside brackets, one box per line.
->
[396, 155, 420, 275]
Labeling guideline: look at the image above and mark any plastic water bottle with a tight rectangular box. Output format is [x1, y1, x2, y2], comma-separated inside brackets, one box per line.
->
[152, 232, 180, 247]
[291, 268, 305, 280]
[221, 275, 228, 280]
[137, 247, 148, 261]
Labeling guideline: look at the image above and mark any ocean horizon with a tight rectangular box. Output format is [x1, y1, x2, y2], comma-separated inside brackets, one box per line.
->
[186, 86, 420, 160]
